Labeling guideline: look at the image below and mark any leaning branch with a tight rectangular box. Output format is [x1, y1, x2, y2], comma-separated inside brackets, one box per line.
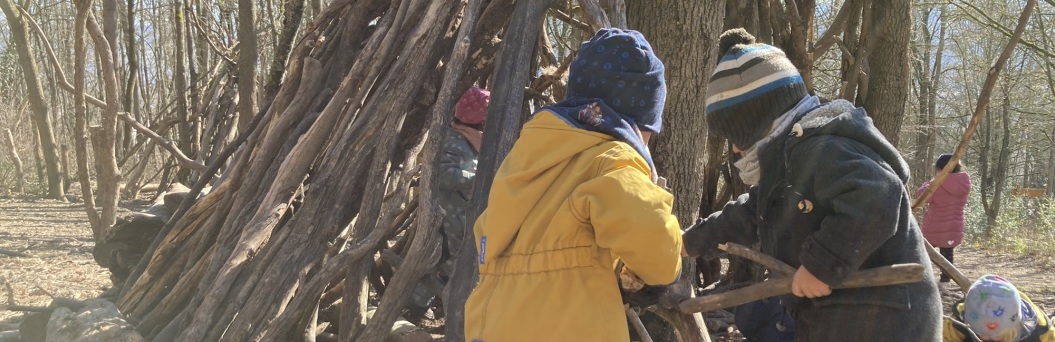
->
[913, 0, 1038, 292]
[548, 8, 591, 32]
[118, 113, 206, 172]
[19, 6, 106, 108]
[811, 0, 857, 60]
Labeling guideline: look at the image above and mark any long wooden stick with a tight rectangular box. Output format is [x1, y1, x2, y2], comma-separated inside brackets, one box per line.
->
[677, 263, 925, 314]
[911, 0, 1037, 293]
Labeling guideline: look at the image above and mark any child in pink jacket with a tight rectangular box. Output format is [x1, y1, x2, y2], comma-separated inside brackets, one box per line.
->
[916, 154, 972, 283]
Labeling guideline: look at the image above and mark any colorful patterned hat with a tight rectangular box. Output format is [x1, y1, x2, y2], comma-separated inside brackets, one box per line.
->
[964, 275, 1025, 340]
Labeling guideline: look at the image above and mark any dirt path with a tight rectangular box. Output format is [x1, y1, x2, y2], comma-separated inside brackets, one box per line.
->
[940, 245, 1055, 315]
[0, 198, 113, 323]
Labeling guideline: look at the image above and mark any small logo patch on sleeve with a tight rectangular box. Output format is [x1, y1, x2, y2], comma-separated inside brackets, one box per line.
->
[479, 236, 487, 264]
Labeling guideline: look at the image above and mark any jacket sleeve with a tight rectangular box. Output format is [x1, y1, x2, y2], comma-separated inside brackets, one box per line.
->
[916, 180, 933, 199]
[437, 134, 476, 192]
[797, 138, 905, 286]
[571, 159, 683, 286]
[681, 188, 760, 258]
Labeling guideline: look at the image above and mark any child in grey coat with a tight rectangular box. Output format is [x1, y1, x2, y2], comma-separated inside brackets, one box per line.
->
[682, 28, 942, 342]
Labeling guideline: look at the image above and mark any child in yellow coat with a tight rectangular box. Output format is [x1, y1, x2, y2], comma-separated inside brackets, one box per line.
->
[944, 275, 1053, 342]
[463, 28, 682, 342]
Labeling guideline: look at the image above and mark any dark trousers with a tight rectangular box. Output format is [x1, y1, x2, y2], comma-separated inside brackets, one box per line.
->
[939, 247, 954, 283]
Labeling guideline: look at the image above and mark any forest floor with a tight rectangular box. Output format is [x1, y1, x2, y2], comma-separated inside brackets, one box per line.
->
[0, 196, 1052, 340]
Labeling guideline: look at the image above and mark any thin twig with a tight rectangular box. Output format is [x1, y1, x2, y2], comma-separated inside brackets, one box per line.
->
[186, 9, 238, 65]
[2, 277, 13, 306]
[548, 8, 591, 32]
[33, 285, 55, 299]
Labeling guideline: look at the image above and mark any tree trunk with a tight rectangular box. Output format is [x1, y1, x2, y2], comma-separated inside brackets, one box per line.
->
[122, 0, 140, 155]
[627, 0, 722, 229]
[991, 92, 1012, 234]
[785, 0, 815, 90]
[86, 12, 125, 234]
[264, 0, 306, 99]
[628, 3, 725, 341]
[0, 0, 66, 199]
[910, 5, 945, 184]
[73, 0, 103, 233]
[980, 106, 994, 238]
[237, 0, 259, 134]
[173, 0, 192, 184]
[861, 0, 911, 146]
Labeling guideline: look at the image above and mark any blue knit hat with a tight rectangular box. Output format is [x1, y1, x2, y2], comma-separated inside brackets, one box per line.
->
[705, 28, 808, 149]
[568, 28, 666, 133]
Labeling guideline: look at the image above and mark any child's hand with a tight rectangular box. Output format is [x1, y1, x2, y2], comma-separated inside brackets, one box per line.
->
[792, 266, 832, 298]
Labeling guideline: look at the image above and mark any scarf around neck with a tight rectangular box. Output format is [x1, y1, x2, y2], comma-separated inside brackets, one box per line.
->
[734, 95, 821, 186]
[542, 97, 657, 182]
[452, 123, 483, 152]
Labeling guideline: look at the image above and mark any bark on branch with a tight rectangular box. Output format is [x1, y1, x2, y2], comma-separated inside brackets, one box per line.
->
[118, 114, 206, 172]
[579, 0, 611, 32]
[676, 243, 926, 314]
[811, 0, 856, 60]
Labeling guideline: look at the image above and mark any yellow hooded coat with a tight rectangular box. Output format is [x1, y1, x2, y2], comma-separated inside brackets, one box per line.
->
[464, 111, 683, 342]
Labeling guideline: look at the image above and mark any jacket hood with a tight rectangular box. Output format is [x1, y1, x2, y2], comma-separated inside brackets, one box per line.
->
[480, 111, 626, 262]
[937, 172, 971, 197]
[795, 100, 912, 183]
[511, 111, 616, 171]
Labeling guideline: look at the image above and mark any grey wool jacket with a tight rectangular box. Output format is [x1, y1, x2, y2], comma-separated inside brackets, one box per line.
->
[436, 130, 477, 268]
[683, 100, 942, 342]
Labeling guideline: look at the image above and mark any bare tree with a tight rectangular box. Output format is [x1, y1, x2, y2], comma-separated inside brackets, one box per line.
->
[0, 0, 66, 199]
[909, 5, 947, 183]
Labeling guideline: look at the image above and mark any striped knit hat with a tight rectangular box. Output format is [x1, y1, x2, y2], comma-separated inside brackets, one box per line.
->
[705, 29, 808, 149]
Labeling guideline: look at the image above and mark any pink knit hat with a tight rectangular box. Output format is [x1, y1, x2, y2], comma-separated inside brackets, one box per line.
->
[454, 87, 490, 125]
